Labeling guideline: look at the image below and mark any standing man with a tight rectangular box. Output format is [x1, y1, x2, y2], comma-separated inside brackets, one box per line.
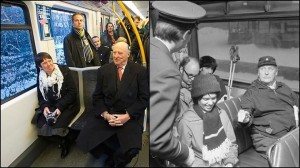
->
[92, 36, 111, 66]
[76, 42, 149, 167]
[150, 1, 206, 167]
[63, 13, 100, 67]
[238, 56, 299, 159]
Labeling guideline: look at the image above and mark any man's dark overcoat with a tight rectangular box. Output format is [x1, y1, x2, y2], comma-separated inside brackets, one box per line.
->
[63, 29, 100, 68]
[76, 61, 149, 153]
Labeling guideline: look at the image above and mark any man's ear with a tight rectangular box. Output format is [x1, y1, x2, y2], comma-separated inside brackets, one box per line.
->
[275, 67, 279, 76]
[182, 30, 191, 40]
[179, 66, 183, 73]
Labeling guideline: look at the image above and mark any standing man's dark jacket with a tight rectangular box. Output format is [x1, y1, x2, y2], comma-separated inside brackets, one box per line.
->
[76, 61, 149, 153]
[97, 45, 111, 66]
[64, 28, 100, 67]
[150, 37, 190, 165]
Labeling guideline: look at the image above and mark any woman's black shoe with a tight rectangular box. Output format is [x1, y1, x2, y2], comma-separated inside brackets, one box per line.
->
[60, 139, 69, 159]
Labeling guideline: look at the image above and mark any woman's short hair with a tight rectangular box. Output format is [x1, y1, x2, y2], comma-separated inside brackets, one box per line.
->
[35, 52, 52, 67]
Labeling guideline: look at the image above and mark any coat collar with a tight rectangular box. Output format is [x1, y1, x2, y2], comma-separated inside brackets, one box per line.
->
[151, 37, 170, 57]
[252, 78, 283, 90]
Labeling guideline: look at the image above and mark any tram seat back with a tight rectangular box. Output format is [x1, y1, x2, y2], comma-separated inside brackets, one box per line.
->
[267, 127, 299, 167]
[217, 97, 253, 154]
[82, 70, 98, 114]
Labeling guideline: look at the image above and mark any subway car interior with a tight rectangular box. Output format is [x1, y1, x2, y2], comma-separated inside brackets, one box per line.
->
[1, 1, 149, 167]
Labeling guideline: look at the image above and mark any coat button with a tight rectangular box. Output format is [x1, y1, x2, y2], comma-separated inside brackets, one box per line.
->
[266, 128, 273, 134]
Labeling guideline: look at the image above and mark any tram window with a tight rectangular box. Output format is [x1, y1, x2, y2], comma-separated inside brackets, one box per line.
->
[50, 9, 74, 65]
[199, 3, 226, 17]
[197, 20, 299, 92]
[227, 1, 265, 14]
[269, 1, 299, 12]
[1, 5, 25, 24]
[1, 3, 37, 103]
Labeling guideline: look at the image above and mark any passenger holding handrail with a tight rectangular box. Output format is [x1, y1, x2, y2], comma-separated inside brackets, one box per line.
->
[238, 56, 299, 159]
[76, 42, 149, 167]
[131, 16, 149, 65]
[63, 13, 100, 68]
[33, 52, 80, 159]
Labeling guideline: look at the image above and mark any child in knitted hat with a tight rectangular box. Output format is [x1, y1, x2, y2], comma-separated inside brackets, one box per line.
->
[177, 74, 239, 167]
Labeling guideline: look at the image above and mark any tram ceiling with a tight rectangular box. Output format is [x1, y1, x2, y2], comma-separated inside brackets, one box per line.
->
[63, 1, 149, 19]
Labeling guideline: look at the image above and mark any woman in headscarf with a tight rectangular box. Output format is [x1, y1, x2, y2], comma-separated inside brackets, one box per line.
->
[177, 74, 238, 167]
[34, 52, 79, 158]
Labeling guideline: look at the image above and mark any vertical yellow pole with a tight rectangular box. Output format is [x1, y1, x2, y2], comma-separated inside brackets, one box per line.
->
[112, 3, 132, 45]
[117, 1, 146, 67]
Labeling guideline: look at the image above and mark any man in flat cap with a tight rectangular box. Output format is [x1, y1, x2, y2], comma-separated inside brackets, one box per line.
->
[238, 56, 299, 159]
[149, 1, 206, 166]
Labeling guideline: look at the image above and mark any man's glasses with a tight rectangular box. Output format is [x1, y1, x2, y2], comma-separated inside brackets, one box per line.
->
[184, 69, 195, 79]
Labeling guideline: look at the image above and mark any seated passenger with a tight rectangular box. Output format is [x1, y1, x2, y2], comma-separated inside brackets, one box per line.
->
[34, 52, 80, 158]
[177, 74, 239, 167]
[92, 36, 111, 66]
[76, 42, 149, 167]
[238, 56, 299, 159]
[199, 55, 227, 101]
[108, 37, 129, 63]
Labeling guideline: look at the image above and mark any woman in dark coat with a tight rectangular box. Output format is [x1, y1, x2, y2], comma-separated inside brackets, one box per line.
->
[34, 52, 80, 158]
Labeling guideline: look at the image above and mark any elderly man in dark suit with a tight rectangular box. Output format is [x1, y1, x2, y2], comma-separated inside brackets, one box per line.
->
[150, 1, 206, 167]
[76, 41, 149, 167]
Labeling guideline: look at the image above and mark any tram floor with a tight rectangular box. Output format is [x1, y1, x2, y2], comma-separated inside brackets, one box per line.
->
[31, 127, 149, 167]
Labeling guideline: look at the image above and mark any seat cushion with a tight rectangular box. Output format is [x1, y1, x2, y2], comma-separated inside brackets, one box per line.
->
[237, 147, 269, 167]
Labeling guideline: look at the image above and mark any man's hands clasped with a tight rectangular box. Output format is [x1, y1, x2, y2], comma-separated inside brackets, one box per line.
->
[102, 111, 131, 127]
